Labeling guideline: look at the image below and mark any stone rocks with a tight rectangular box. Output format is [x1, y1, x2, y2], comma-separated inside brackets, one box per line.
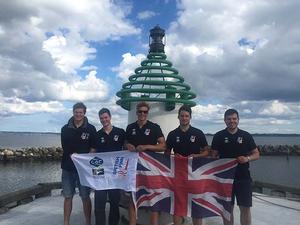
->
[257, 145, 300, 156]
[0, 147, 63, 162]
[0, 145, 299, 162]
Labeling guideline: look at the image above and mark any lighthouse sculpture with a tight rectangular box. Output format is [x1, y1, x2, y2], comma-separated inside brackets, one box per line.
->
[116, 25, 196, 135]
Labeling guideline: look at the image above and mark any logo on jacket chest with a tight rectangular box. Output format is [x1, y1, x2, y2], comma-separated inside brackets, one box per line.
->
[114, 135, 119, 141]
[144, 129, 151, 136]
[190, 135, 196, 143]
[237, 137, 243, 144]
[100, 137, 105, 143]
[132, 129, 136, 135]
[81, 132, 90, 140]
[224, 137, 229, 143]
[224, 136, 243, 144]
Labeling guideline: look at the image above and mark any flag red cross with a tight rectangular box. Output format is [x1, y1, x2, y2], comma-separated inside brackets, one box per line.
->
[136, 152, 235, 217]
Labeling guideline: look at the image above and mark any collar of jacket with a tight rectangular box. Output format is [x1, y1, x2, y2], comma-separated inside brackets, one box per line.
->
[67, 116, 88, 129]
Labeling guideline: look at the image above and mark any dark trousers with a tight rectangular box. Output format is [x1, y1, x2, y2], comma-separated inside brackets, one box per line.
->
[94, 189, 121, 225]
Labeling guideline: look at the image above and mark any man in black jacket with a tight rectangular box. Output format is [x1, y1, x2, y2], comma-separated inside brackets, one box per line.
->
[61, 102, 96, 225]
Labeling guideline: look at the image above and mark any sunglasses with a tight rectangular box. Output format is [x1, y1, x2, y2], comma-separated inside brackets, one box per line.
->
[138, 110, 149, 114]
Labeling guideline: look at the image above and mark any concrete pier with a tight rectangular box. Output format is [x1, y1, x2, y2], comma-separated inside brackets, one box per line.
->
[1, 189, 300, 225]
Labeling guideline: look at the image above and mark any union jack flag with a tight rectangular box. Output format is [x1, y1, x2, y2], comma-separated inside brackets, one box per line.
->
[135, 151, 237, 220]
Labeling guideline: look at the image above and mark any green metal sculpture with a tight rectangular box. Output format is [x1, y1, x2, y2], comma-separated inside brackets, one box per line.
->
[116, 25, 196, 111]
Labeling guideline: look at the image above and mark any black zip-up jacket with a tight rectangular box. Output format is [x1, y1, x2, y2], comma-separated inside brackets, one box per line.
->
[61, 117, 97, 172]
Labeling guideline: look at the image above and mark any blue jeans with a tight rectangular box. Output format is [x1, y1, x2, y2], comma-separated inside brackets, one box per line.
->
[61, 169, 90, 199]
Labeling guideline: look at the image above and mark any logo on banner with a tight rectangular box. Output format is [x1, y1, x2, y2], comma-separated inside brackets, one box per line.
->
[90, 157, 104, 175]
[113, 157, 129, 176]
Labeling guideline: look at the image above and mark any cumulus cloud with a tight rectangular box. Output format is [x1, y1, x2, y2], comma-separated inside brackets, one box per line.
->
[112, 53, 146, 81]
[42, 33, 96, 74]
[165, 0, 300, 104]
[192, 104, 226, 122]
[0, 0, 140, 116]
[0, 95, 64, 117]
[137, 10, 157, 20]
[189, 100, 300, 134]
[51, 71, 110, 101]
[259, 100, 295, 116]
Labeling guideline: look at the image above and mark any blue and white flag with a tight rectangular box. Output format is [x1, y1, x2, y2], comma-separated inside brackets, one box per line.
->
[71, 151, 138, 191]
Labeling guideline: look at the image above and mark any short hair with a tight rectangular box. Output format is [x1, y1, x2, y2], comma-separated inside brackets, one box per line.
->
[178, 105, 192, 117]
[136, 101, 150, 111]
[98, 108, 111, 117]
[73, 102, 86, 113]
[224, 108, 239, 119]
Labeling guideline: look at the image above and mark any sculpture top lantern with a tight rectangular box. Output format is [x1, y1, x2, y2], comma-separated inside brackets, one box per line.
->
[149, 25, 165, 53]
[116, 25, 196, 111]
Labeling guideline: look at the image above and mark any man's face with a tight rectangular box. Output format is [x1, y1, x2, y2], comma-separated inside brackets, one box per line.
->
[73, 108, 85, 123]
[178, 110, 191, 126]
[136, 106, 149, 122]
[224, 113, 239, 130]
[99, 112, 111, 127]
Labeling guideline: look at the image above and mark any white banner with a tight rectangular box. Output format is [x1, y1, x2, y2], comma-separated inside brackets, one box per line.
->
[71, 150, 138, 191]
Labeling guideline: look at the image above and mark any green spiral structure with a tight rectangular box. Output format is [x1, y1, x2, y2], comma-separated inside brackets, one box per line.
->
[116, 26, 196, 111]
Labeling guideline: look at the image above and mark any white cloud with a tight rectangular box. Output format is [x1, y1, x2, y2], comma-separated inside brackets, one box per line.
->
[0, 95, 64, 116]
[42, 33, 96, 74]
[1, 0, 300, 133]
[137, 10, 157, 20]
[0, 0, 140, 117]
[112, 53, 146, 81]
[28, 0, 140, 41]
[192, 104, 226, 121]
[165, 0, 300, 104]
[259, 100, 292, 116]
[270, 119, 292, 125]
[53, 71, 109, 101]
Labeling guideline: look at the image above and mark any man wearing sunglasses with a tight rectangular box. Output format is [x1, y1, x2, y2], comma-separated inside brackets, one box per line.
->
[125, 101, 167, 225]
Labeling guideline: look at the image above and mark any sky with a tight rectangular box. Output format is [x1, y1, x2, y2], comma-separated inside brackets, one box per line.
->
[0, 0, 300, 134]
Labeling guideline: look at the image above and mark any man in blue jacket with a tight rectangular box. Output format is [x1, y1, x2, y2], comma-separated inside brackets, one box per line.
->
[61, 102, 97, 225]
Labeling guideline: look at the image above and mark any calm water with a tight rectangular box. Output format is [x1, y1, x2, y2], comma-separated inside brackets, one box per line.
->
[0, 132, 300, 195]
[205, 135, 300, 146]
[1, 161, 61, 195]
[0, 156, 299, 195]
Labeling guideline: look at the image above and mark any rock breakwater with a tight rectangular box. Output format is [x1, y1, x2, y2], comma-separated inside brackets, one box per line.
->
[0, 147, 62, 161]
[258, 145, 300, 156]
[0, 145, 299, 162]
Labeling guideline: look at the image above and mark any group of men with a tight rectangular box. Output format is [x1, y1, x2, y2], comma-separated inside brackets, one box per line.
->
[61, 101, 259, 225]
